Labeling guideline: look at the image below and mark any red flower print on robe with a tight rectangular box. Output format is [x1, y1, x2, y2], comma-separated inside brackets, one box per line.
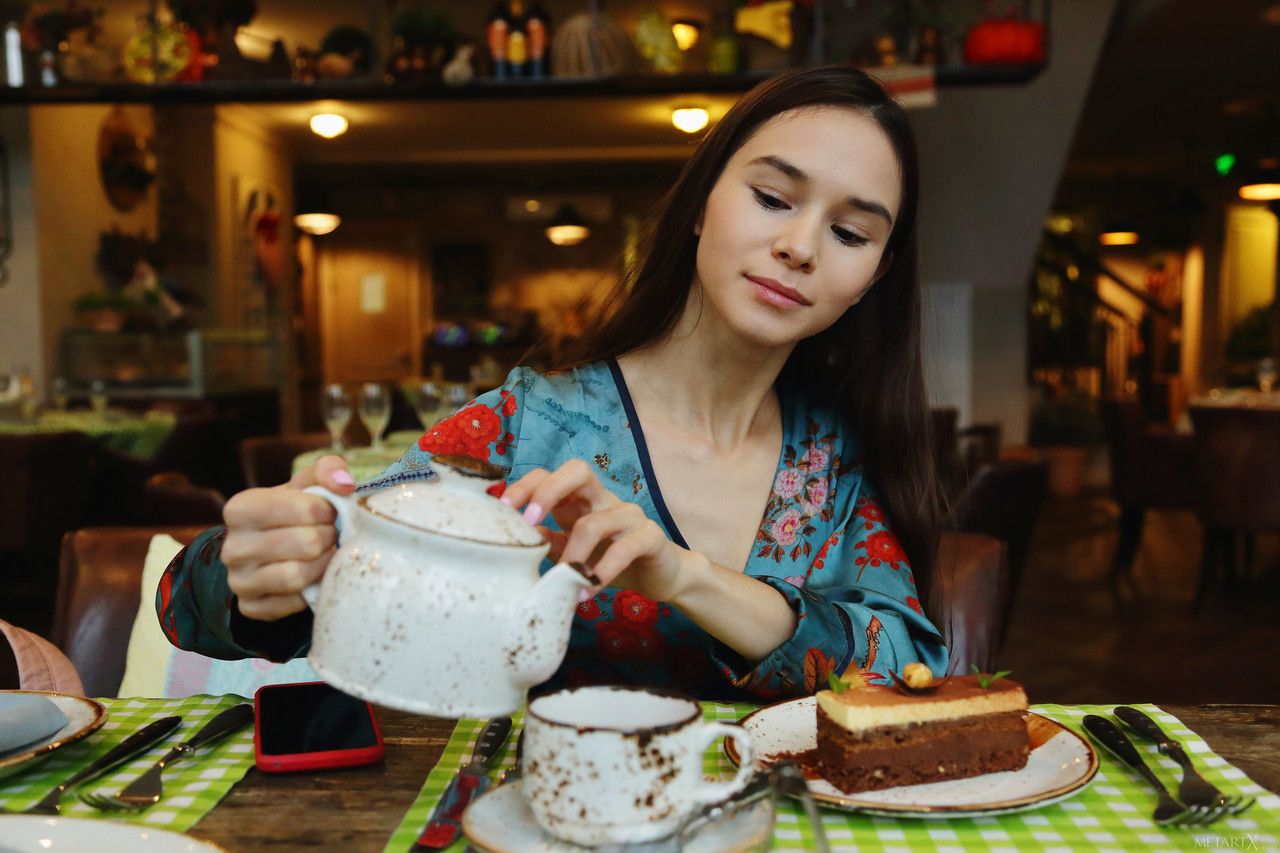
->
[499, 389, 519, 417]
[418, 403, 502, 460]
[906, 596, 923, 614]
[854, 529, 908, 579]
[576, 596, 603, 620]
[856, 497, 886, 530]
[613, 589, 660, 626]
[595, 621, 639, 660]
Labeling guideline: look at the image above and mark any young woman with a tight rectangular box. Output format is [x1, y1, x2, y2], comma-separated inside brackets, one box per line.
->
[159, 65, 948, 700]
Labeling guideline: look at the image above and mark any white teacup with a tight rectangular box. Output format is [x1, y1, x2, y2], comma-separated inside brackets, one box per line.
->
[522, 686, 754, 846]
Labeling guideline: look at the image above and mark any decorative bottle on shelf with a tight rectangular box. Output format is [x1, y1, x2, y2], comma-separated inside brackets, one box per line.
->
[526, 2, 550, 79]
[486, 3, 511, 79]
[506, 0, 528, 78]
[707, 9, 740, 74]
[3, 22, 22, 87]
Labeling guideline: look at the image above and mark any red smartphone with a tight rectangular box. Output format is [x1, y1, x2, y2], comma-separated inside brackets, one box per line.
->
[253, 681, 384, 774]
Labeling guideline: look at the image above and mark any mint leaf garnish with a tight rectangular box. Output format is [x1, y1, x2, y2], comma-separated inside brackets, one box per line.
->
[970, 665, 1012, 689]
[828, 672, 849, 693]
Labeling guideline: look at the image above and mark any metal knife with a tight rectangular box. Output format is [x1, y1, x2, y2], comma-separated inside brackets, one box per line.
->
[410, 717, 512, 851]
[24, 715, 182, 814]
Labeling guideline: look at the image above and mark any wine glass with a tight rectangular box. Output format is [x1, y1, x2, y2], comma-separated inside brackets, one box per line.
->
[445, 382, 470, 413]
[413, 380, 444, 430]
[321, 384, 352, 453]
[359, 383, 391, 451]
[51, 377, 69, 412]
[1258, 358, 1277, 395]
[89, 380, 108, 415]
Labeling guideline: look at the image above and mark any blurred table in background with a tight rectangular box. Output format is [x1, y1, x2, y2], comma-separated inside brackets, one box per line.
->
[0, 410, 176, 460]
[291, 430, 421, 484]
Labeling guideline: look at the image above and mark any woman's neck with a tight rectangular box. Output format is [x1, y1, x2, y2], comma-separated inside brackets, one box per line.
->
[617, 285, 793, 452]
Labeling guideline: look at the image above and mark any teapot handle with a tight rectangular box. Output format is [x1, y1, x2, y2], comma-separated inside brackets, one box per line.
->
[301, 486, 358, 610]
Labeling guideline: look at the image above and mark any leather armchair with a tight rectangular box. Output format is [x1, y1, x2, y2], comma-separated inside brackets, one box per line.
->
[932, 531, 1009, 674]
[239, 433, 331, 489]
[52, 526, 206, 698]
[949, 458, 1047, 647]
[143, 472, 227, 525]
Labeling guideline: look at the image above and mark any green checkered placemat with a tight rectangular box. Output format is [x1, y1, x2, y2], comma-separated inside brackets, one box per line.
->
[0, 694, 255, 831]
[386, 703, 1280, 852]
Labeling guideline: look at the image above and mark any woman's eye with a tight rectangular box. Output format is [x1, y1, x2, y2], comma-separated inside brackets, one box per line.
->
[751, 188, 789, 210]
[832, 226, 869, 247]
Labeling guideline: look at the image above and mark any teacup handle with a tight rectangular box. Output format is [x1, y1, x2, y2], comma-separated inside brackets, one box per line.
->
[300, 486, 357, 609]
[688, 722, 754, 805]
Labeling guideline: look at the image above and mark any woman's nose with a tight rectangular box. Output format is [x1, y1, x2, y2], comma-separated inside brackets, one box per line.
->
[773, 224, 815, 271]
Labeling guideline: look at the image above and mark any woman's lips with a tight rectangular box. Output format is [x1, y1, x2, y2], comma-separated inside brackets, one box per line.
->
[746, 275, 811, 308]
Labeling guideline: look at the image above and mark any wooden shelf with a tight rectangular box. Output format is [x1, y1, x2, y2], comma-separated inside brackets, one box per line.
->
[0, 64, 1044, 105]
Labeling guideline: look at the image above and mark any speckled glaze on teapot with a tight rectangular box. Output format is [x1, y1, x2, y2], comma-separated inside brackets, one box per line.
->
[303, 455, 593, 718]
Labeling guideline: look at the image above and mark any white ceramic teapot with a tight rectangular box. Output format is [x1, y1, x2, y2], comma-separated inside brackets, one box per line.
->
[303, 455, 594, 718]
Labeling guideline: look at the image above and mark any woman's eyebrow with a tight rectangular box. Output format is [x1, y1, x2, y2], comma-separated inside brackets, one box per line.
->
[748, 155, 894, 228]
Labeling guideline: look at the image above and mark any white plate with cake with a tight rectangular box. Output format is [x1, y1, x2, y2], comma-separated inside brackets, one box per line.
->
[725, 669, 1098, 818]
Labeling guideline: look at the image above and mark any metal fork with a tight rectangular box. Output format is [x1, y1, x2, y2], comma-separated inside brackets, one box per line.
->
[1114, 706, 1256, 816]
[1, 716, 181, 815]
[79, 704, 253, 812]
[1082, 715, 1228, 827]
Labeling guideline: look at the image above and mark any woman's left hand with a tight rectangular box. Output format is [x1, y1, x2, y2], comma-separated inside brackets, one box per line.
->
[499, 459, 697, 602]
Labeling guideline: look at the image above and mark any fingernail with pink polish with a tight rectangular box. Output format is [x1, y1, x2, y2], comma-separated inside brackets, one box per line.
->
[522, 502, 543, 525]
[498, 496, 513, 506]
[332, 470, 355, 486]
[578, 588, 592, 603]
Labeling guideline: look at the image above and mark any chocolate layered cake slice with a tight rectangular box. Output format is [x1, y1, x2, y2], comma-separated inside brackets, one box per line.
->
[815, 670, 1030, 793]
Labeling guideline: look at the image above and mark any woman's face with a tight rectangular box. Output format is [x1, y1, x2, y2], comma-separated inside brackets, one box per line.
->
[693, 106, 903, 350]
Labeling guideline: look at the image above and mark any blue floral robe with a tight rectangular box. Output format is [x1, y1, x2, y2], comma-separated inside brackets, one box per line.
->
[158, 361, 946, 701]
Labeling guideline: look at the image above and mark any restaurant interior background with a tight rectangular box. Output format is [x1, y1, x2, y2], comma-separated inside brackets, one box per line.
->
[0, 0, 1277, 704]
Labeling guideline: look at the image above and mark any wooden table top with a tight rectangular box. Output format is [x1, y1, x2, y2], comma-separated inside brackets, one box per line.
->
[188, 703, 1280, 852]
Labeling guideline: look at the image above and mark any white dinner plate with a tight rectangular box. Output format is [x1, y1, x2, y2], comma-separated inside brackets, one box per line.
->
[0, 816, 225, 852]
[725, 696, 1098, 818]
[462, 780, 774, 852]
[0, 691, 107, 780]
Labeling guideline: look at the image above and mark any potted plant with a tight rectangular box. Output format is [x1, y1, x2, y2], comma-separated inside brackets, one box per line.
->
[74, 290, 138, 332]
[1029, 392, 1104, 497]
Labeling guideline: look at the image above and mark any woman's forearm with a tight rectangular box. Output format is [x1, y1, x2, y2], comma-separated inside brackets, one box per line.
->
[667, 551, 797, 661]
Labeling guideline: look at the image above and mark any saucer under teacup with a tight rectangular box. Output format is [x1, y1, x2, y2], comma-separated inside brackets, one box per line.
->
[461, 780, 774, 852]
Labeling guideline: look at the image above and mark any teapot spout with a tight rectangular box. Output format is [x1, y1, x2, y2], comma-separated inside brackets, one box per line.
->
[505, 562, 595, 689]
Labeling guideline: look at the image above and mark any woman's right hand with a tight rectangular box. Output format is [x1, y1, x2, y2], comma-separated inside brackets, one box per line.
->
[221, 456, 356, 621]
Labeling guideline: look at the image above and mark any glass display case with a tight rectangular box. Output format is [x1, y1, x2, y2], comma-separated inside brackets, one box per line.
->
[59, 328, 280, 398]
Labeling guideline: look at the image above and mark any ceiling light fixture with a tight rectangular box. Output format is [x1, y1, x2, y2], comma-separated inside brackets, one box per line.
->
[671, 107, 709, 134]
[1239, 183, 1280, 201]
[294, 213, 342, 236]
[671, 20, 702, 51]
[1099, 231, 1139, 246]
[545, 204, 589, 246]
[309, 113, 349, 139]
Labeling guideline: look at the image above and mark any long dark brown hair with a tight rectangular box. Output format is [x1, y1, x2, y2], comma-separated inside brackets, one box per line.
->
[550, 65, 942, 603]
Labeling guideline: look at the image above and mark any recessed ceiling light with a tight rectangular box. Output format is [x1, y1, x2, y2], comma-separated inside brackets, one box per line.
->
[1099, 231, 1139, 246]
[1239, 183, 1280, 201]
[294, 213, 341, 235]
[309, 113, 349, 139]
[671, 107, 709, 134]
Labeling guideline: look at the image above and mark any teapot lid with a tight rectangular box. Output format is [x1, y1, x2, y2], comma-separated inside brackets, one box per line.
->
[363, 455, 544, 547]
